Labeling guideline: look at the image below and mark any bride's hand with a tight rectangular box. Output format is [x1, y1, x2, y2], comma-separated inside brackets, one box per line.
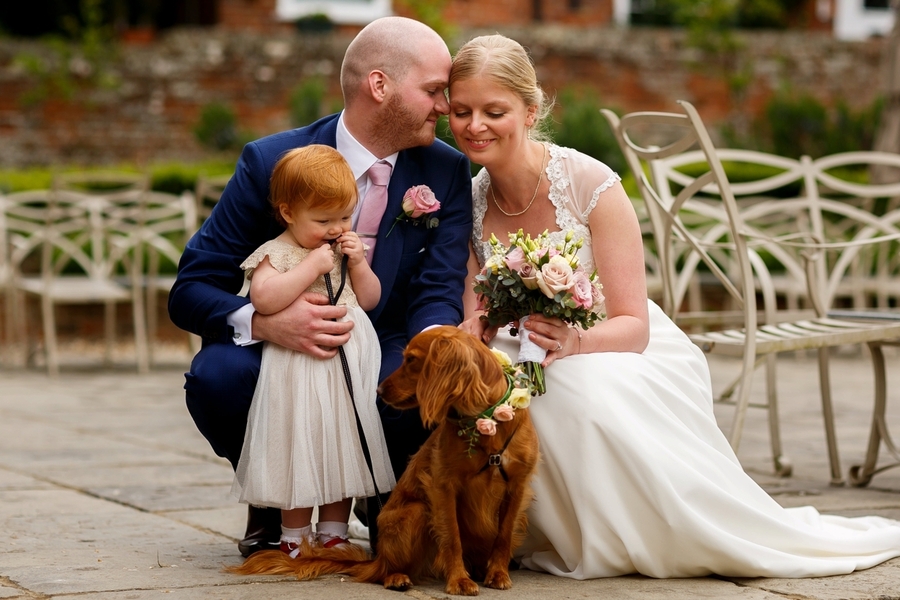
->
[459, 315, 498, 345]
[524, 314, 579, 367]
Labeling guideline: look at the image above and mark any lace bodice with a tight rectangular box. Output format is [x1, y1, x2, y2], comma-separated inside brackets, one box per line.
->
[241, 239, 359, 308]
[472, 144, 621, 271]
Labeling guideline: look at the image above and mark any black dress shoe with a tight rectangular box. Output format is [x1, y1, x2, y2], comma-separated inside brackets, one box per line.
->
[238, 505, 282, 558]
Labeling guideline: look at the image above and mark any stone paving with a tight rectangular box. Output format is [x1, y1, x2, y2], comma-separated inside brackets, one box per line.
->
[2, 344, 900, 599]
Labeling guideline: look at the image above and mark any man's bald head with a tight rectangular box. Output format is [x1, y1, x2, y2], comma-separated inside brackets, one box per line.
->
[340, 17, 446, 106]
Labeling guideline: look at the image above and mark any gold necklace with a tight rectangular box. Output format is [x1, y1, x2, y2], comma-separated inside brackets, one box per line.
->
[490, 143, 547, 217]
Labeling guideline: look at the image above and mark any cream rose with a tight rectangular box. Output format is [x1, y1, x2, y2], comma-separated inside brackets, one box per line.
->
[537, 255, 575, 298]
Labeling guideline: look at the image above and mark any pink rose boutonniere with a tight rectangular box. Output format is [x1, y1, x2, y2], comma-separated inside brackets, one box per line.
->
[386, 185, 441, 237]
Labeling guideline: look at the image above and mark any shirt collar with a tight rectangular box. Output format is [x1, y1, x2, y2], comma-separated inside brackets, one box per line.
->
[336, 112, 398, 181]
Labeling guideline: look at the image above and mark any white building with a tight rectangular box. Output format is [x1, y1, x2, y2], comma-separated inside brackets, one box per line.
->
[833, 0, 894, 40]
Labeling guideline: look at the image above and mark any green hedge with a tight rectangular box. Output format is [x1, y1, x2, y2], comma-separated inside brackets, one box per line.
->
[0, 160, 236, 194]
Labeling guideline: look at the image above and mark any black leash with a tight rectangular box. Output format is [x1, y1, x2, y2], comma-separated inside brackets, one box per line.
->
[323, 254, 385, 511]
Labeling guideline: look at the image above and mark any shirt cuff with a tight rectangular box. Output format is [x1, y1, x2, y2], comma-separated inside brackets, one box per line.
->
[227, 303, 260, 346]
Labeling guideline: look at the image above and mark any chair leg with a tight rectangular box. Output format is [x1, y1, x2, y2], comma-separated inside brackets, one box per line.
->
[146, 285, 157, 366]
[817, 347, 844, 486]
[764, 353, 792, 477]
[132, 288, 150, 374]
[104, 299, 116, 367]
[727, 349, 759, 452]
[42, 295, 59, 377]
[849, 342, 900, 486]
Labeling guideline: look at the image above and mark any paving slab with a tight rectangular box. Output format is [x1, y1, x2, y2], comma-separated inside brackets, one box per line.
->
[2, 348, 900, 599]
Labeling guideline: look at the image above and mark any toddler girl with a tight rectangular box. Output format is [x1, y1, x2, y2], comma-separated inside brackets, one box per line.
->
[231, 145, 395, 557]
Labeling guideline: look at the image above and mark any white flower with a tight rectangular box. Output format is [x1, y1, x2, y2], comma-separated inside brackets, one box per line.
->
[490, 348, 512, 368]
[508, 387, 532, 409]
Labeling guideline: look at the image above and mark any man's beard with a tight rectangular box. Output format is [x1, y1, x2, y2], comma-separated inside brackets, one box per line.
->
[368, 93, 436, 153]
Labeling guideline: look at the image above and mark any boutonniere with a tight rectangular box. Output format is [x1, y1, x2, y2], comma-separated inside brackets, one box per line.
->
[386, 185, 440, 237]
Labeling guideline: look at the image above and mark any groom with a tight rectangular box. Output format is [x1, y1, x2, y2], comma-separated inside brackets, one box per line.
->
[167, 17, 472, 556]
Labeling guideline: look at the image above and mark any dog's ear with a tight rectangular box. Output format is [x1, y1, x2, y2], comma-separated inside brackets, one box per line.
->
[416, 335, 494, 427]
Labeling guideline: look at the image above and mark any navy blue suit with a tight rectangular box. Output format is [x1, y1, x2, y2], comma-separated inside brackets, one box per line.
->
[168, 113, 473, 481]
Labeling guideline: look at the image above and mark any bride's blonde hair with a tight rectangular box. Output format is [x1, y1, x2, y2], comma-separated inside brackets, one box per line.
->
[450, 34, 554, 142]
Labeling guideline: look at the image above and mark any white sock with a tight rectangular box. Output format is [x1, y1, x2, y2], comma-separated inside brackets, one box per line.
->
[281, 524, 312, 543]
[316, 521, 349, 543]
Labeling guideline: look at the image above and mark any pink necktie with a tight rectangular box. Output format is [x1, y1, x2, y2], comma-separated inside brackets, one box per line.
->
[357, 161, 392, 265]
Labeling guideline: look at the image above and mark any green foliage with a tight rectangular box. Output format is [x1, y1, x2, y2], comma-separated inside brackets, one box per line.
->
[738, 0, 793, 28]
[673, 0, 741, 54]
[726, 92, 884, 158]
[393, 0, 456, 42]
[550, 88, 626, 176]
[631, 0, 803, 29]
[194, 102, 241, 151]
[13, 0, 119, 105]
[149, 161, 235, 194]
[0, 160, 235, 195]
[294, 13, 334, 33]
[289, 77, 327, 127]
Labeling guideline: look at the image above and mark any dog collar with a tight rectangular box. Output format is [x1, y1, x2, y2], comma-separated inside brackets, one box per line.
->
[454, 374, 516, 457]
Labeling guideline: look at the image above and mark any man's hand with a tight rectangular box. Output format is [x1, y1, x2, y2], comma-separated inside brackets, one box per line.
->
[251, 291, 353, 358]
[459, 315, 497, 345]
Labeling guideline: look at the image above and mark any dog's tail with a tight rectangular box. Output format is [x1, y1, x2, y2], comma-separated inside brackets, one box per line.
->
[226, 544, 390, 583]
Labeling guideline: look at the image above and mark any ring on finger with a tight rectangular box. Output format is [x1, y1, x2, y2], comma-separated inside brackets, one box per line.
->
[555, 341, 562, 352]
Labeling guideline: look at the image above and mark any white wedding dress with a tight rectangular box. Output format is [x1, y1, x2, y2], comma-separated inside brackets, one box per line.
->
[473, 144, 900, 579]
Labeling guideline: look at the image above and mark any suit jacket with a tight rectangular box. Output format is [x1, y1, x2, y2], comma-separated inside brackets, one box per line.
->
[168, 113, 473, 378]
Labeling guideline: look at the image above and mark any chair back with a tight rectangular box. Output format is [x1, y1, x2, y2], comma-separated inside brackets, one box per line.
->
[601, 102, 760, 347]
[52, 171, 149, 195]
[195, 173, 232, 222]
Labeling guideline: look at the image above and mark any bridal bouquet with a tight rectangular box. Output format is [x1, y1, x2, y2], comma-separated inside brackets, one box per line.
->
[473, 229, 605, 394]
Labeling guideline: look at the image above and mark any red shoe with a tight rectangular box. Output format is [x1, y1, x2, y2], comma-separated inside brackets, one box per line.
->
[321, 535, 350, 549]
[280, 540, 305, 558]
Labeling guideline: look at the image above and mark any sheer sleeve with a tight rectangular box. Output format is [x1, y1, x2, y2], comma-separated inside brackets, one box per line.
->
[554, 146, 621, 225]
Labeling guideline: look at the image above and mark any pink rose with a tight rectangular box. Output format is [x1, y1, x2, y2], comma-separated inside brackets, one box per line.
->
[504, 246, 527, 272]
[476, 418, 497, 436]
[571, 271, 594, 309]
[402, 185, 440, 218]
[592, 280, 605, 308]
[537, 256, 575, 298]
[519, 262, 540, 290]
[493, 404, 515, 422]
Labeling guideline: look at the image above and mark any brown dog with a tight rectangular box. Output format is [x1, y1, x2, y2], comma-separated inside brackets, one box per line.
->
[228, 325, 539, 596]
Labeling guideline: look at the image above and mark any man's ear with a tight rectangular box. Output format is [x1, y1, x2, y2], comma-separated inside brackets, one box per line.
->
[366, 70, 388, 103]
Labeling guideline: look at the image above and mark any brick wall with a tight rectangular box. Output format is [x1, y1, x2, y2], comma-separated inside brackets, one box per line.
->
[436, 0, 613, 28]
[0, 26, 887, 168]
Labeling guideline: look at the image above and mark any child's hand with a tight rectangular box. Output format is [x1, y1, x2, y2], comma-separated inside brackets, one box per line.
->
[338, 231, 366, 267]
[308, 243, 336, 275]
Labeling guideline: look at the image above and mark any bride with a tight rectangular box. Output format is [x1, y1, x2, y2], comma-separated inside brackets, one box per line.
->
[449, 33, 900, 579]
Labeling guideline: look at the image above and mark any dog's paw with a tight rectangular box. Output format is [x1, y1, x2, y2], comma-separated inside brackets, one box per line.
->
[383, 573, 413, 591]
[446, 576, 480, 596]
[484, 569, 512, 590]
